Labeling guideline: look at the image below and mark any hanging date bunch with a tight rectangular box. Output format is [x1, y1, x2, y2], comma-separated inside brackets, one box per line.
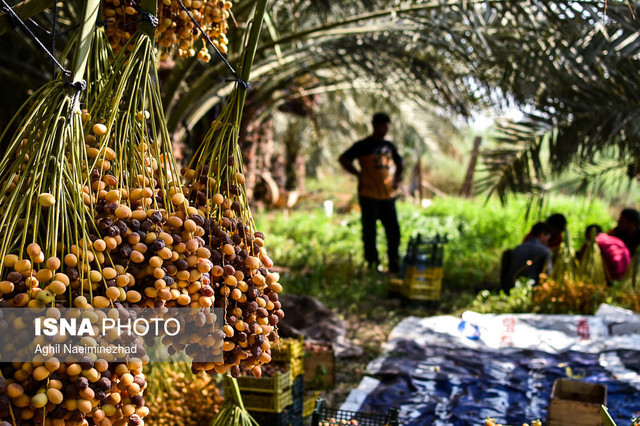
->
[0, 2, 151, 425]
[84, 6, 233, 376]
[183, 0, 282, 379]
[0, 357, 149, 426]
[85, 10, 232, 314]
[101, 0, 233, 59]
[84, 24, 115, 108]
[182, 80, 284, 379]
[91, 0, 282, 378]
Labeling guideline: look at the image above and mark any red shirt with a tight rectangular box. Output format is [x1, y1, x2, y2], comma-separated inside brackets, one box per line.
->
[595, 233, 631, 280]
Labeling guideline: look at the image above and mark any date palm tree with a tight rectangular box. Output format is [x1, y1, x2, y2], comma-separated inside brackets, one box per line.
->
[2, 0, 638, 201]
[477, 1, 640, 201]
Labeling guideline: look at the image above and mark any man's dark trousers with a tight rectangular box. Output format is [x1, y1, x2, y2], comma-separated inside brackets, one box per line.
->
[359, 196, 400, 272]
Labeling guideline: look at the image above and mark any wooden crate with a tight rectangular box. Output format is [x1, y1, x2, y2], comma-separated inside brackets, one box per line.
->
[547, 379, 606, 426]
[304, 347, 335, 389]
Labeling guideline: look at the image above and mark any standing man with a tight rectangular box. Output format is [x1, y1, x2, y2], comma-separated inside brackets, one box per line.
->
[339, 112, 404, 273]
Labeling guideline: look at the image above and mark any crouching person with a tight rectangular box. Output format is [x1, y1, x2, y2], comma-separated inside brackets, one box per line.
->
[505, 222, 553, 289]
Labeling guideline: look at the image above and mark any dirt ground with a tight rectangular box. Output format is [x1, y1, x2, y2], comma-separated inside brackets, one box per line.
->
[318, 298, 406, 409]
[313, 289, 457, 410]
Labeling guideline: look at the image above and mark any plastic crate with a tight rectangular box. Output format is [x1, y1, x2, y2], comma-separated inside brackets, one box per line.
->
[292, 375, 304, 397]
[403, 265, 444, 284]
[236, 389, 293, 413]
[290, 412, 304, 426]
[271, 336, 305, 363]
[291, 393, 303, 414]
[402, 268, 443, 301]
[291, 357, 305, 379]
[303, 392, 320, 418]
[404, 234, 446, 268]
[402, 281, 442, 301]
[234, 371, 291, 393]
[250, 410, 290, 426]
[311, 398, 400, 426]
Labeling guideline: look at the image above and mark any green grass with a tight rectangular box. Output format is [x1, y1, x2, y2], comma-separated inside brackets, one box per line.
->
[254, 193, 615, 312]
[413, 195, 614, 289]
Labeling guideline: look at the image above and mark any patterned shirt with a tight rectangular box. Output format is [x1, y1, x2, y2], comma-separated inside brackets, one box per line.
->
[341, 136, 402, 200]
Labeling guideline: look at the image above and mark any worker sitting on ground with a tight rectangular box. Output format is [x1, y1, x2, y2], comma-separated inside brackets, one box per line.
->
[579, 224, 630, 282]
[506, 222, 553, 288]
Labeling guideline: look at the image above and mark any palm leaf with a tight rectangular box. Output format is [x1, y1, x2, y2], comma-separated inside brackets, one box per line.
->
[477, 118, 550, 203]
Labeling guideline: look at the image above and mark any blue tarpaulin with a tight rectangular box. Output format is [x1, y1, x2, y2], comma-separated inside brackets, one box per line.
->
[342, 307, 640, 425]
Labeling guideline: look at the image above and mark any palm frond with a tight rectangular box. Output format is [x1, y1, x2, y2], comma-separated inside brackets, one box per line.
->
[478, 1, 640, 198]
[477, 118, 550, 203]
[552, 160, 634, 197]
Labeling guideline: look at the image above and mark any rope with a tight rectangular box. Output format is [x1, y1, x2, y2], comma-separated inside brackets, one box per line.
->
[0, 0, 79, 84]
[1, 0, 18, 29]
[27, 18, 79, 36]
[51, 1, 57, 78]
[68, 79, 87, 122]
[175, 0, 249, 90]
[128, 0, 158, 27]
[0, 0, 86, 115]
